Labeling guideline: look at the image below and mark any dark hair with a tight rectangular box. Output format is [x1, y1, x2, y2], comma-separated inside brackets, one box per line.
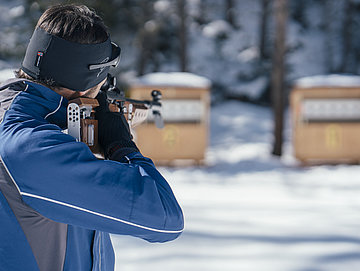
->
[16, 4, 109, 90]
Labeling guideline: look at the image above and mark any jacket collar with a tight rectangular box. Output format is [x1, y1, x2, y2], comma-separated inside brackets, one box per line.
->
[24, 81, 68, 129]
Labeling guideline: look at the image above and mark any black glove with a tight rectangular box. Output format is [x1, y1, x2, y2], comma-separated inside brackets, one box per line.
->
[95, 91, 139, 160]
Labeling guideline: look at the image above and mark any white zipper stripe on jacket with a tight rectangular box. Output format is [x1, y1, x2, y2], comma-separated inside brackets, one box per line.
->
[3, 152, 183, 234]
[45, 96, 63, 120]
[21, 192, 184, 233]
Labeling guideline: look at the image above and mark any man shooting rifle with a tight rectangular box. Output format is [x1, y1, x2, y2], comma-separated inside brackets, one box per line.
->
[0, 4, 184, 271]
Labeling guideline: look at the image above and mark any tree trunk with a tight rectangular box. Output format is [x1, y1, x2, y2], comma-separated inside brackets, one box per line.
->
[137, 1, 153, 76]
[323, 0, 334, 73]
[271, 0, 288, 157]
[259, 0, 270, 60]
[200, 0, 207, 24]
[226, 0, 235, 27]
[178, 0, 188, 72]
[339, 0, 354, 73]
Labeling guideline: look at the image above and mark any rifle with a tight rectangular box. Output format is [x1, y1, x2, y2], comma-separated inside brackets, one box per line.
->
[67, 74, 164, 155]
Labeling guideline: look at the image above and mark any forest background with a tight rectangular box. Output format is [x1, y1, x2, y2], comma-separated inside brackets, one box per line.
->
[1, 0, 360, 105]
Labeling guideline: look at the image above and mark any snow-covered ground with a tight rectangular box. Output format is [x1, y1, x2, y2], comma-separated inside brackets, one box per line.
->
[111, 101, 360, 271]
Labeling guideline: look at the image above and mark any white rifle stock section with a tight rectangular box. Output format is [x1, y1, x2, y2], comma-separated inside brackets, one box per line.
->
[67, 98, 100, 153]
[67, 103, 81, 142]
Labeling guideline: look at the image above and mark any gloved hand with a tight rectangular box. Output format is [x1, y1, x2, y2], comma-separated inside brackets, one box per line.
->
[95, 91, 139, 160]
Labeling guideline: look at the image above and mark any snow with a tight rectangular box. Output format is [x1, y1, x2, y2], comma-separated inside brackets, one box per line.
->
[228, 76, 268, 100]
[237, 46, 260, 63]
[134, 72, 212, 89]
[202, 20, 232, 39]
[0, 0, 31, 59]
[9, 5, 25, 19]
[294, 74, 360, 89]
[153, 1, 171, 13]
[0, 69, 15, 83]
[111, 100, 360, 271]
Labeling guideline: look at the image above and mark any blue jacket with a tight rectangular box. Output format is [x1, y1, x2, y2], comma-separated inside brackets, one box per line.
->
[0, 80, 184, 271]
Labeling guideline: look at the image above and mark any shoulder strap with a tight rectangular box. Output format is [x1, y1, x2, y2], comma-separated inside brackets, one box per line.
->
[0, 78, 35, 91]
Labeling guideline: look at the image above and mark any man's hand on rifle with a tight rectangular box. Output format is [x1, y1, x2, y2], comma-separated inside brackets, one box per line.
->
[95, 91, 139, 161]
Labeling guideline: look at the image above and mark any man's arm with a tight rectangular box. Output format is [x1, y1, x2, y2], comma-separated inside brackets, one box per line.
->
[0, 116, 184, 243]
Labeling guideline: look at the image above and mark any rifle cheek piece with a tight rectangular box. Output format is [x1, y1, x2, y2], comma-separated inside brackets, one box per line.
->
[21, 27, 121, 91]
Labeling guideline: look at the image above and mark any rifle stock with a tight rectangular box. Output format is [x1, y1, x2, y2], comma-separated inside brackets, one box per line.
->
[67, 75, 163, 156]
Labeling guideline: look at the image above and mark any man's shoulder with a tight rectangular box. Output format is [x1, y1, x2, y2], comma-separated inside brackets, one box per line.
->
[0, 78, 32, 92]
[0, 79, 28, 121]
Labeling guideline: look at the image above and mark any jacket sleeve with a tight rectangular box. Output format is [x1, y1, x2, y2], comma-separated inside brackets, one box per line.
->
[0, 115, 184, 243]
